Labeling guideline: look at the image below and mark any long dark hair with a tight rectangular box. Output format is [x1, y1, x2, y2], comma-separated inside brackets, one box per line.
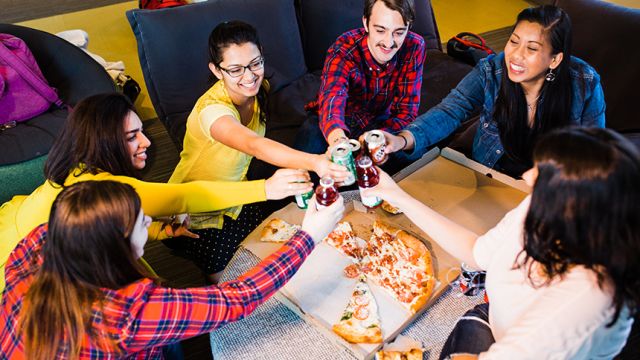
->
[494, 5, 573, 168]
[520, 127, 640, 325]
[44, 93, 139, 185]
[21, 181, 152, 359]
[208, 20, 269, 124]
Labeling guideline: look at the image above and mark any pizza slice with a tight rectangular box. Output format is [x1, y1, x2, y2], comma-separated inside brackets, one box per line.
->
[259, 218, 301, 242]
[365, 221, 436, 314]
[323, 222, 365, 260]
[333, 279, 383, 343]
[375, 348, 423, 360]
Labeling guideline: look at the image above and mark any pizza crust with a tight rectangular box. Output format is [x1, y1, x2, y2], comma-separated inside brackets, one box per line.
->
[332, 322, 383, 344]
[375, 348, 423, 360]
[259, 218, 300, 242]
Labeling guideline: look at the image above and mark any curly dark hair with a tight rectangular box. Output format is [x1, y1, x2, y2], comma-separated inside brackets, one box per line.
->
[520, 127, 640, 325]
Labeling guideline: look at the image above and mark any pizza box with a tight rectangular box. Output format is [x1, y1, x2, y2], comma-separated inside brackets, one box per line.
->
[240, 147, 529, 360]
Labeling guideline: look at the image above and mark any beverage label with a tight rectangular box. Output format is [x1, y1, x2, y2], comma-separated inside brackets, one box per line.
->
[358, 187, 382, 208]
[331, 143, 357, 186]
[295, 190, 313, 209]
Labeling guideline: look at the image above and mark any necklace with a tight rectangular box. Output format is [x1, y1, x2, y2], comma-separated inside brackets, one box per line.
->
[526, 94, 541, 112]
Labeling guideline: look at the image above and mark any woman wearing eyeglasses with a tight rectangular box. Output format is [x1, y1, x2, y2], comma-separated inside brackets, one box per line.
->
[169, 21, 350, 283]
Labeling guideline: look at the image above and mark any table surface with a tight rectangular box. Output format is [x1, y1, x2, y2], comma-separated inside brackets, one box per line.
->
[209, 153, 526, 359]
[210, 247, 484, 360]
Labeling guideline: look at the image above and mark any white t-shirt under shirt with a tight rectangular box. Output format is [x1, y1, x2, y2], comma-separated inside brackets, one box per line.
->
[473, 196, 633, 359]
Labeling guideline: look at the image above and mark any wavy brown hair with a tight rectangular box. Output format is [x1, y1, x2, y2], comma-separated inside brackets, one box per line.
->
[45, 93, 139, 186]
[519, 127, 640, 325]
[20, 181, 152, 359]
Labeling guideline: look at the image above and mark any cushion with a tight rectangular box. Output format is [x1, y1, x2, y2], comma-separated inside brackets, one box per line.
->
[557, 0, 640, 133]
[127, 0, 307, 147]
[0, 108, 67, 165]
[297, 0, 442, 72]
[419, 49, 473, 114]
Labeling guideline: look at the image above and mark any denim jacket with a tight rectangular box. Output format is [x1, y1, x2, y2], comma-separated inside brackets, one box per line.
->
[404, 52, 606, 168]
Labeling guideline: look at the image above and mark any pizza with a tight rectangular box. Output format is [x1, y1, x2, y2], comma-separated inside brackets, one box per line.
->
[259, 218, 300, 242]
[381, 200, 402, 215]
[375, 348, 423, 360]
[323, 222, 366, 260]
[362, 221, 435, 314]
[333, 278, 383, 343]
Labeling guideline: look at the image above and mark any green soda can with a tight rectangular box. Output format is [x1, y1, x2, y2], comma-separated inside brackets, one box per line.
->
[331, 141, 357, 186]
[294, 184, 313, 209]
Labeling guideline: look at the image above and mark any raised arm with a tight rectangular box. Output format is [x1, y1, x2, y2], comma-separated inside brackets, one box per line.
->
[209, 115, 349, 182]
[123, 194, 345, 351]
[362, 169, 480, 267]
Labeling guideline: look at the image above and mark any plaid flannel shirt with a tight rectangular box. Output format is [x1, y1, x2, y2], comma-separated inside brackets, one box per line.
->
[0, 224, 314, 359]
[314, 28, 426, 139]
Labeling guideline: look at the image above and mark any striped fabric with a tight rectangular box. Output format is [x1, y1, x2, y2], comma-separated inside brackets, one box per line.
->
[313, 28, 426, 139]
[0, 224, 314, 359]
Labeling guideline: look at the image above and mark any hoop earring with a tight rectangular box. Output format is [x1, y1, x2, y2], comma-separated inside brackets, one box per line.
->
[545, 68, 556, 82]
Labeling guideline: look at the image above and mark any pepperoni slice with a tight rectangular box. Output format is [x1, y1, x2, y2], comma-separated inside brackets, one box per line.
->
[354, 295, 370, 306]
[343, 264, 361, 278]
[360, 262, 373, 274]
[353, 306, 370, 320]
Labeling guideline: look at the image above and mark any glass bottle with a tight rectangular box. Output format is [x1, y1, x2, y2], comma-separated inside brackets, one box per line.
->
[315, 176, 338, 209]
[356, 153, 382, 209]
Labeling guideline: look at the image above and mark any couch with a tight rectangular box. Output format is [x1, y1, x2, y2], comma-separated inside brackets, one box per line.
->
[556, 0, 640, 148]
[0, 24, 117, 203]
[126, 0, 473, 181]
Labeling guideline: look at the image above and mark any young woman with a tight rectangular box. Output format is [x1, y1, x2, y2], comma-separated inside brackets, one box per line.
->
[383, 5, 605, 178]
[0, 180, 344, 359]
[169, 20, 350, 283]
[364, 127, 639, 359]
[0, 93, 310, 295]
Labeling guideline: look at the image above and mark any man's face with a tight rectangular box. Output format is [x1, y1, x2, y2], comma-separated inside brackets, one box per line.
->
[363, 1, 409, 65]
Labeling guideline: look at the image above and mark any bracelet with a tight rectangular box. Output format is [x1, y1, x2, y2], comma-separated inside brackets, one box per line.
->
[398, 133, 408, 150]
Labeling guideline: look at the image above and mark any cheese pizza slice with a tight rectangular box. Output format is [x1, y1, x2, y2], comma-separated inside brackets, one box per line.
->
[259, 218, 301, 242]
[364, 221, 436, 314]
[333, 278, 383, 343]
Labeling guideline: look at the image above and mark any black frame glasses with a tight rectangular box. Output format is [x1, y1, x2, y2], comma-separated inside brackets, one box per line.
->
[218, 57, 265, 78]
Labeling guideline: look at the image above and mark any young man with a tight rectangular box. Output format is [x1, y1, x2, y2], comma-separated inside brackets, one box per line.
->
[295, 0, 426, 156]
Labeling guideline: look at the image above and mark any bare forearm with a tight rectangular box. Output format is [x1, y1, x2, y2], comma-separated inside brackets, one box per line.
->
[250, 137, 317, 171]
[393, 191, 479, 267]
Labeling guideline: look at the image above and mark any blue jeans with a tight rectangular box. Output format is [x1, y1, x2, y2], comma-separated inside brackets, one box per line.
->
[439, 303, 495, 359]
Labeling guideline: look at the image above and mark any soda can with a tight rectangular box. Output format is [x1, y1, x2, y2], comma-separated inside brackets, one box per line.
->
[364, 130, 388, 165]
[348, 139, 361, 155]
[331, 142, 357, 186]
[294, 187, 313, 209]
[459, 262, 486, 297]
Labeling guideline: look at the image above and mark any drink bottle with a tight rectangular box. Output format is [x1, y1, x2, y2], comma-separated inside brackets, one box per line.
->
[356, 153, 382, 208]
[315, 176, 339, 209]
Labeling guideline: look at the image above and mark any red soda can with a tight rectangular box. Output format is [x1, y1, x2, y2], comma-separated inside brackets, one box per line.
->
[364, 130, 388, 165]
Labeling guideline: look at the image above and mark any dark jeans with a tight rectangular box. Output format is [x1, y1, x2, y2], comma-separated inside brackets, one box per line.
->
[439, 303, 495, 359]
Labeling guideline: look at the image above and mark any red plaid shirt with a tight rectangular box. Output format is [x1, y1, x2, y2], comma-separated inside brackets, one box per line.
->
[313, 28, 426, 139]
[0, 224, 314, 359]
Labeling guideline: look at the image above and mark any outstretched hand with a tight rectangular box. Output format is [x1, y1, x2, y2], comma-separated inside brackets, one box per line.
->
[265, 168, 313, 200]
[380, 130, 407, 154]
[301, 194, 345, 244]
[314, 155, 351, 184]
[170, 215, 199, 239]
[361, 167, 405, 208]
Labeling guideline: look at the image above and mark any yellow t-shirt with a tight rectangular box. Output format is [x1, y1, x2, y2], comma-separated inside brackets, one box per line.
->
[0, 168, 266, 295]
[169, 80, 267, 229]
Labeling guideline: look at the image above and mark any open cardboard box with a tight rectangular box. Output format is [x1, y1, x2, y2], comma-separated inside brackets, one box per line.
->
[241, 148, 529, 359]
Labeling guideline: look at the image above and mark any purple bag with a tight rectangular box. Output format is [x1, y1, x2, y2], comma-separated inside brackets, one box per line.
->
[0, 33, 63, 127]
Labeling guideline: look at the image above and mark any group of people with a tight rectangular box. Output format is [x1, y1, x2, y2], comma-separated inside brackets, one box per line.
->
[0, 0, 637, 359]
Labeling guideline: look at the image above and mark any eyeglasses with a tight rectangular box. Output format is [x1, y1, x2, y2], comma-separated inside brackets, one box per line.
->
[218, 57, 264, 78]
